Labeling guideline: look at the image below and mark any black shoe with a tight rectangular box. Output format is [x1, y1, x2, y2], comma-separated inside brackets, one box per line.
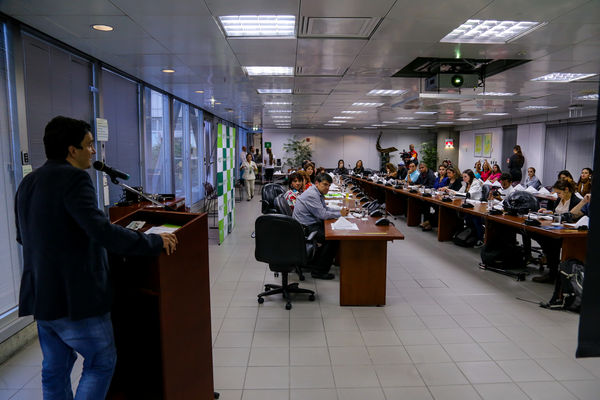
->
[247, 198, 251, 201]
[532, 273, 554, 283]
[311, 272, 335, 280]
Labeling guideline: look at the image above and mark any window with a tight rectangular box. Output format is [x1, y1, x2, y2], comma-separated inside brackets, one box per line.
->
[0, 23, 24, 328]
[143, 88, 171, 194]
[190, 107, 204, 203]
[173, 100, 188, 200]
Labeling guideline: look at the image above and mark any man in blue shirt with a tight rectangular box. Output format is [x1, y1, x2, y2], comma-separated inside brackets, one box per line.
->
[293, 173, 348, 279]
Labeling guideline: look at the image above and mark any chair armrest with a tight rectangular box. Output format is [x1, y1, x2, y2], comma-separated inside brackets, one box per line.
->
[306, 230, 318, 243]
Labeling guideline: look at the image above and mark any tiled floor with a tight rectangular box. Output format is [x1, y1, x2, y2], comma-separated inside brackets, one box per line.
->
[2, 190, 600, 399]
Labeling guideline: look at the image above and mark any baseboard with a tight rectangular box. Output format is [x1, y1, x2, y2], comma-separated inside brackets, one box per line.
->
[0, 320, 37, 365]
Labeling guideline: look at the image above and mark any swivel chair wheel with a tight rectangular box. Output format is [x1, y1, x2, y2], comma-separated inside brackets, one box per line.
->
[274, 272, 279, 277]
[285, 302, 292, 310]
[308, 294, 316, 301]
[257, 297, 264, 304]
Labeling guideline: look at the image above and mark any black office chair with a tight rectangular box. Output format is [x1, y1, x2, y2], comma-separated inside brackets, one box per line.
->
[260, 183, 286, 214]
[273, 193, 292, 216]
[255, 214, 316, 310]
[480, 184, 491, 201]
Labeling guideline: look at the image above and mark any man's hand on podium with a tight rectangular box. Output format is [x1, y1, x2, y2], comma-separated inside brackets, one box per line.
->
[160, 233, 178, 255]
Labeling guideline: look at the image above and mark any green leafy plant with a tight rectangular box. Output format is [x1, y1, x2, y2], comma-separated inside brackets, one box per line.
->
[283, 135, 313, 169]
[420, 141, 438, 170]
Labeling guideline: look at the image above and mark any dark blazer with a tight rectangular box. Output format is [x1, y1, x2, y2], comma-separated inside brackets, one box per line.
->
[415, 169, 436, 188]
[15, 160, 163, 321]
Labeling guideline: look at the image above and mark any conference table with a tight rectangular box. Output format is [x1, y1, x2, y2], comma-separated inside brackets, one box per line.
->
[350, 176, 588, 262]
[324, 196, 404, 307]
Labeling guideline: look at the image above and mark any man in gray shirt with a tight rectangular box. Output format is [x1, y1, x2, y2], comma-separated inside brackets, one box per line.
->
[293, 173, 348, 279]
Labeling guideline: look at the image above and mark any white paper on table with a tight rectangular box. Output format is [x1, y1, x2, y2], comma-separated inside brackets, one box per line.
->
[569, 216, 589, 228]
[145, 225, 178, 234]
[331, 217, 359, 230]
[483, 180, 492, 186]
[538, 187, 551, 195]
[525, 186, 539, 194]
[513, 184, 525, 191]
[491, 181, 502, 188]
[466, 199, 482, 205]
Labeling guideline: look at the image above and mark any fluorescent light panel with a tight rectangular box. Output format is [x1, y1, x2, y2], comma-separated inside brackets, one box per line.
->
[478, 91, 517, 96]
[436, 121, 454, 125]
[531, 73, 597, 82]
[415, 111, 438, 115]
[328, 120, 347, 123]
[519, 105, 557, 110]
[371, 124, 387, 127]
[333, 116, 354, 119]
[382, 121, 398, 124]
[441, 19, 545, 44]
[396, 116, 415, 120]
[243, 66, 293, 76]
[264, 102, 291, 105]
[341, 110, 368, 114]
[219, 15, 295, 37]
[257, 88, 292, 94]
[456, 117, 481, 121]
[484, 112, 509, 116]
[575, 94, 598, 101]
[268, 109, 292, 113]
[352, 102, 383, 107]
[367, 89, 407, 96]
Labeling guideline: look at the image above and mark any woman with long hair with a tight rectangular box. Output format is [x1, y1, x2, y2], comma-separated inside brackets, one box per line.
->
[334, 159, 348, 175]
[284, 172, 303, 210]
[480, 160, 492, 181]
[441, 166, 463, 192]
[304, 162, 316, 184]
[506, 145, 525, 183]
[354, 160, 364, 175]
[488, 164, 502, 183]
[385, 162, 398, 179]
[264, 148, 275, 183]
[576, 167, 593, 197]
[473, 160, 482, 180]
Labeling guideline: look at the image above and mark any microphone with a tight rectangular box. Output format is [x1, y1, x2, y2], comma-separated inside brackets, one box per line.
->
[93, 161, 130, 181]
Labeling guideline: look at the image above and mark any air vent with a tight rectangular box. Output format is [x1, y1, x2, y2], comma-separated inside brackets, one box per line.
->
[298, 16, 380, 38]
[295, 66, 346, 76]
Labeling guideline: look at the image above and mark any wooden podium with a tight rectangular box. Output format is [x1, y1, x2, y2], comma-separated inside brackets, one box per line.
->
[107, 210, 213, 399]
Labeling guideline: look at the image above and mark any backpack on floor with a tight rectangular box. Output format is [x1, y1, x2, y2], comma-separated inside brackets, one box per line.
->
[542, 259, 585, 312]
[480, 242, 525, 270]
[452, 227, 477, 247]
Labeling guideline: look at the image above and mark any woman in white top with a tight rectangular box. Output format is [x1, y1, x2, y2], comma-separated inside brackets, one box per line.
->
[457, 169, 482, 201]
[264, 149, 275, 183]
[241, 153, 258, 200]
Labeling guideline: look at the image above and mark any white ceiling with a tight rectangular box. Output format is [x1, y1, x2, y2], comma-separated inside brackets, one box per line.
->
[1, 0, 599, 130]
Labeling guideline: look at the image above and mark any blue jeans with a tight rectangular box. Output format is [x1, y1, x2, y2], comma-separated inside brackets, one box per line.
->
[37, 313, 117, 400]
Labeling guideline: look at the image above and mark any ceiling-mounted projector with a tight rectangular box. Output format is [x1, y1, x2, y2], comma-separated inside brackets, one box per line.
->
[425, 73, 479, 91]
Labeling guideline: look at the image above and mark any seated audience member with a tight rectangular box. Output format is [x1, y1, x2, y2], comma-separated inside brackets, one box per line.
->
[576, 167, 593, 197]
[532, 179, 581, 283]
[524, 167, 542, 190]
[405, 162, 420, 184]
[415, 162, 436, 188]
[489, 173, 513, 200]
[433, 164, 448, 190]
[473, 160, 482, 180]
[558, 169, 573, 181]
[441, 167, 462, 192]
[293, 173, 349, 280]
[334, 159, 348, 175]
[298, 170, 312, 191]
[353, 160, 365, 175]
[397, 162, 408, 180]
[488, 164, 502, 183]
[456, 169, 485, 247]
[317, 167, 326, 175]
[385, 163, 398, 179]
[304, 162, 316, 183]
[285, 172, 303, 210]
[480, 160, 492, 181]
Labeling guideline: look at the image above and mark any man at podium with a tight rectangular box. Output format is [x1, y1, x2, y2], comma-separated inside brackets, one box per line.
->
[14, 116, 178, 400]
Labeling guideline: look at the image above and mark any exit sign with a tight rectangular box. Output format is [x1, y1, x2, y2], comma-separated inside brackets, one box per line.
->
[264, 142, 271, 148]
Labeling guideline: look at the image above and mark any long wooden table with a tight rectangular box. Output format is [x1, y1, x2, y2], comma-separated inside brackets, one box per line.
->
[325, 204, 404, 306]
[351, 176, 588, 262]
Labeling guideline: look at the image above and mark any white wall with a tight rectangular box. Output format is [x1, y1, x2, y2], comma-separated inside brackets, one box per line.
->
[262, 129, 436, 170]
[458, 127, 503, 173]
[517, 123, 546, 184]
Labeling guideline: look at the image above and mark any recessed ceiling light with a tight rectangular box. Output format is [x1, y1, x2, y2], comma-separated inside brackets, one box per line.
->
[382, 121, 398, 124]
[264, 101, 292, 105]
[363, 127, 376, 129]
[341, 110, 368, 114]
[414, 111, 438, 115]
[441, 19, 546, 44]
[396, 116, 415, 120]
[268, 109, 292, 113]
[372, 124, 387, 127]
[214, 102, 221, 105]
[91, 24, 114, 32]
[420, 124, 436, 127]
[258, 88, 293, 94]
[161, 69, 175, 73]
[243, 66, 294, 76]
[333, 116, 354, 119]
[352, 102, 383, 107]
[478, 92, 517, 96]
[367, 89, 408, 96]
[484, 112, 509, 116]
[575, 93, 598, 101]
[531, 73, 597, 82]
[436, 121, 454, 125]
[328, 120, 347, 123]
[324, 123, 341, 126]
[518, 105, 557, 110]
[406, 127, 420, 129]
[218, 15, 296, 37]
[456, 117, 481, 121]
[194, 90, 204, 93]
